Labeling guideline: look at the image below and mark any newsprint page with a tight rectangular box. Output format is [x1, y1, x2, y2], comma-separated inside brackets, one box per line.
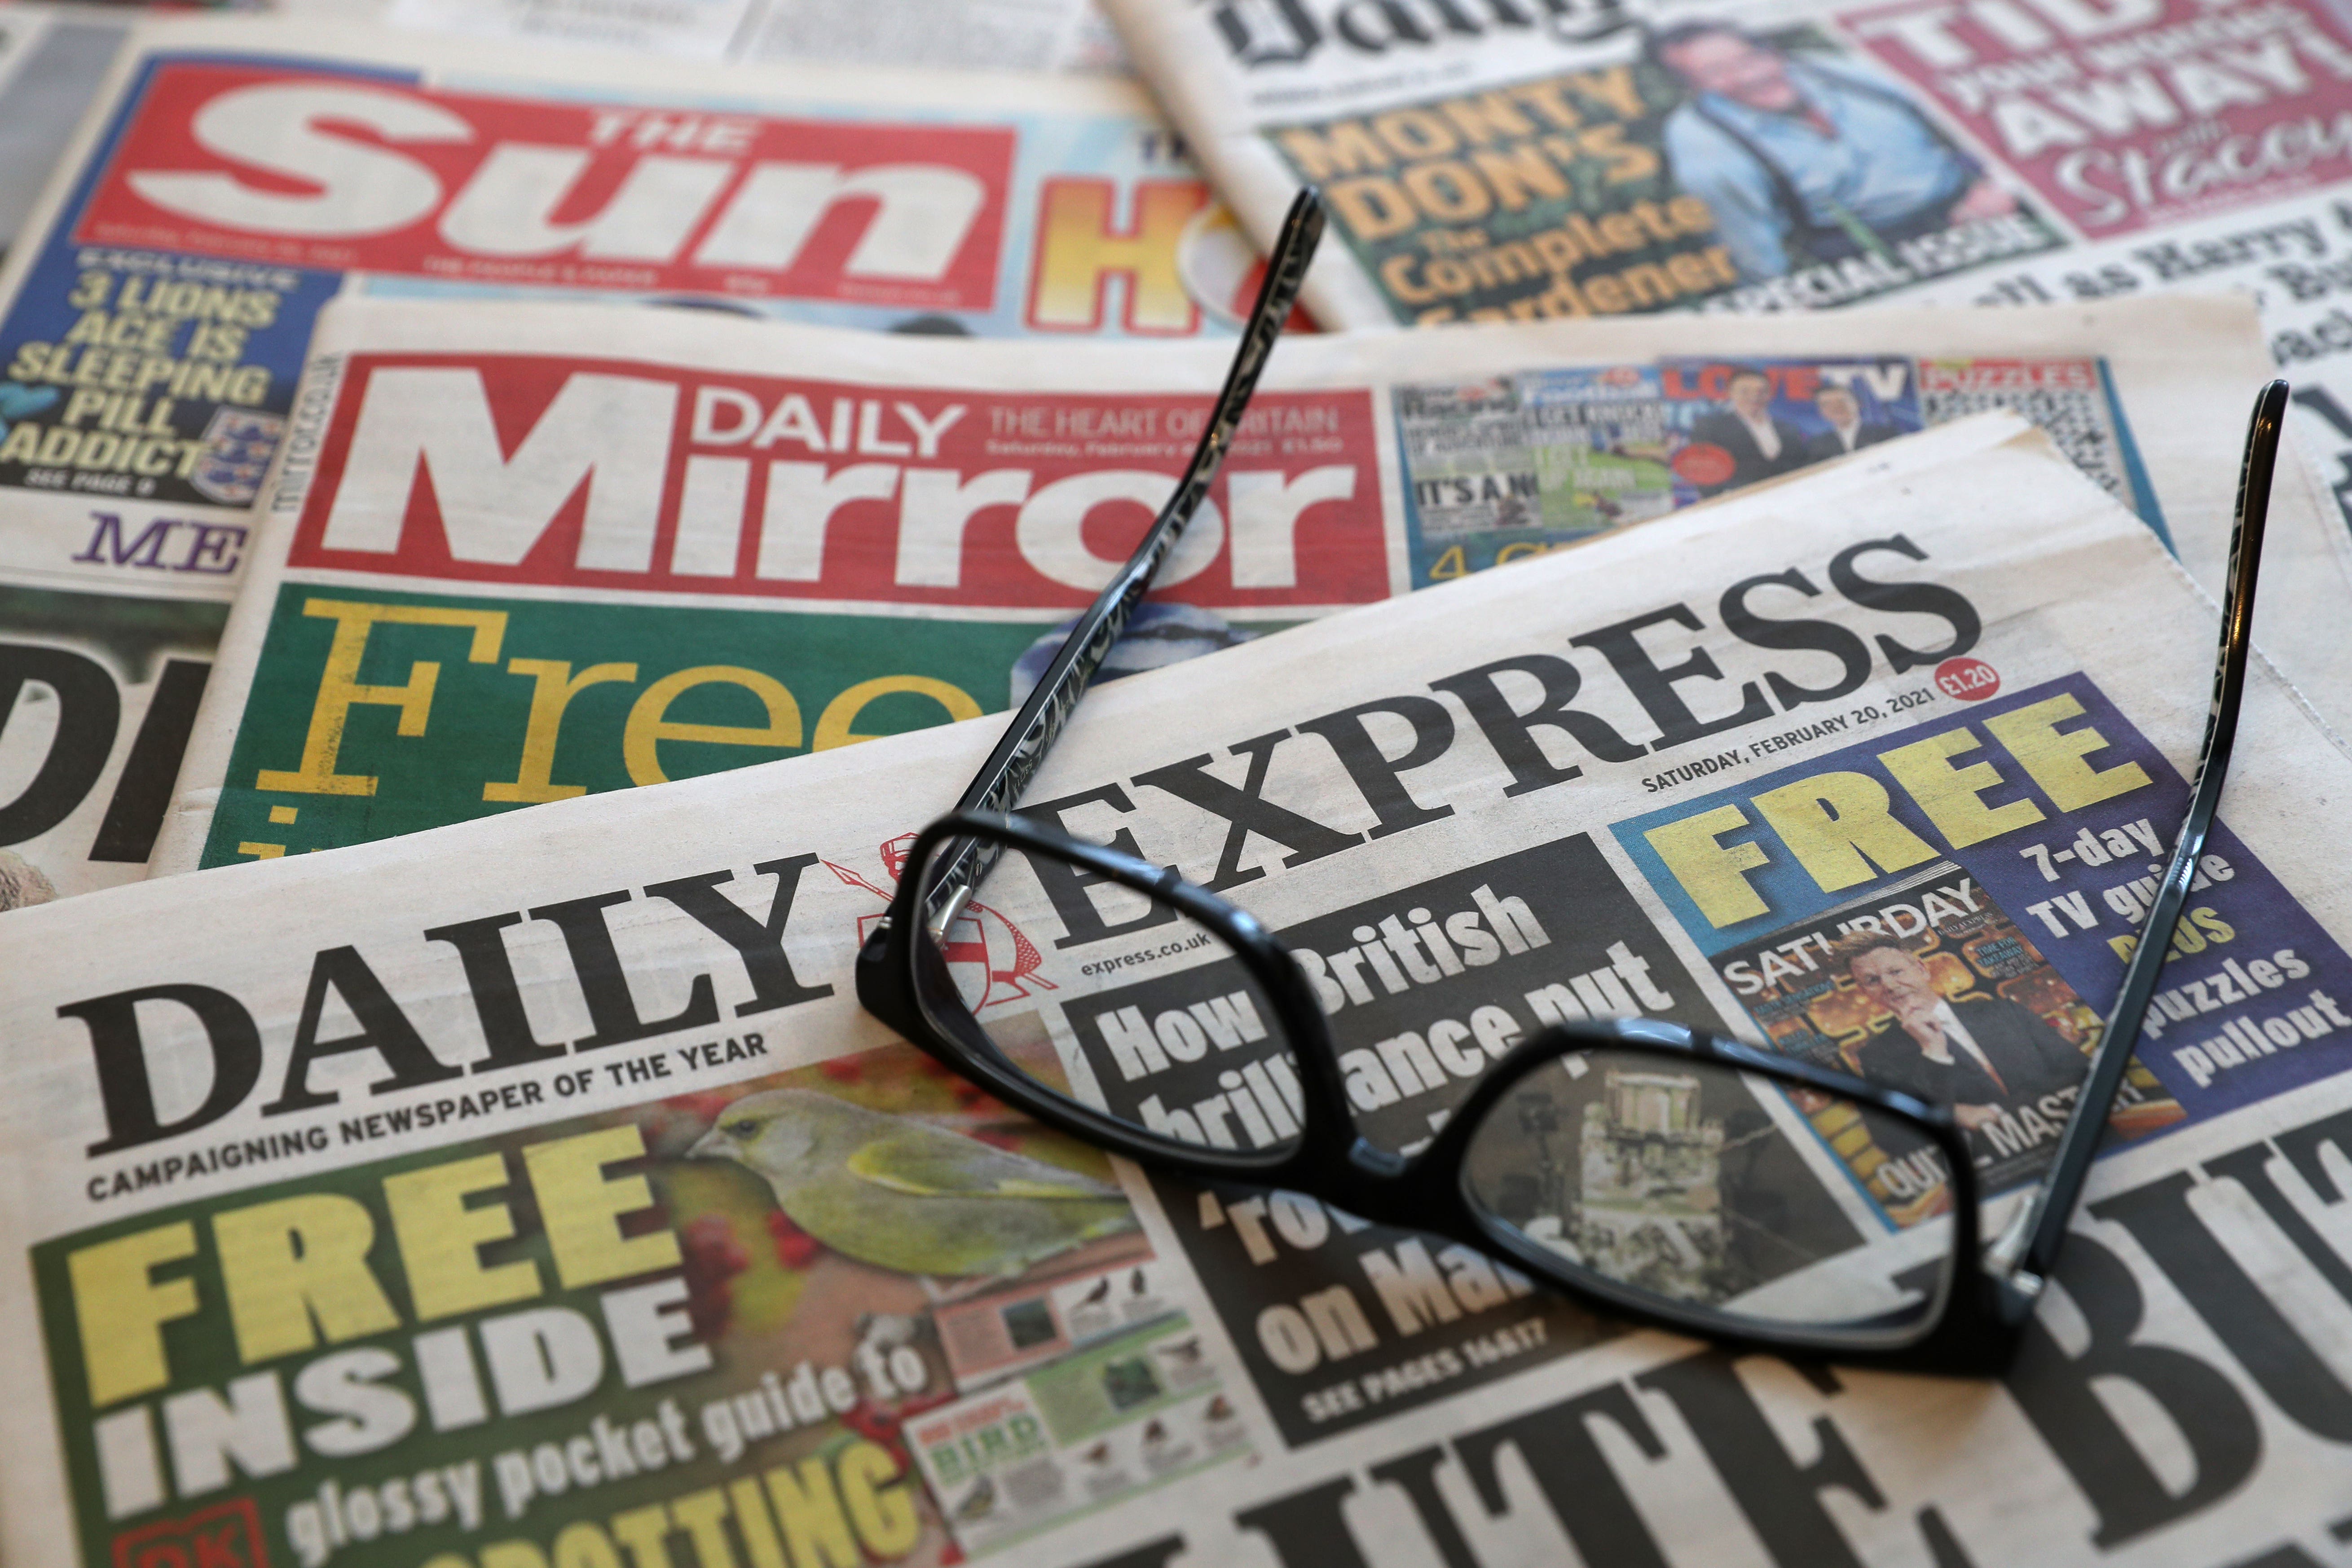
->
[10, 415, 2352, 1568]
[1101, 0, 2352, 568]
[143, 292, 2352, 883]
[0, 10, 1221, 910]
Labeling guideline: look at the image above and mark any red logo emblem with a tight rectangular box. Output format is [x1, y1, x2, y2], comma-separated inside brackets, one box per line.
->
[112, 1498, 267, 1568]
[1672, 442, 1735, 488]
[825, 835, 1055, 1009]
[1934, 656, 2000, 701]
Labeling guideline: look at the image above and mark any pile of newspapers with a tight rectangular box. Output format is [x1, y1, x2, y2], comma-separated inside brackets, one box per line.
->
[6, 0, 2352, 1564]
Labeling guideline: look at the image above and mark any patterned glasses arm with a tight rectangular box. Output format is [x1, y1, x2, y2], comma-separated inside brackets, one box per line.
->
[918, 187, 1327, 933]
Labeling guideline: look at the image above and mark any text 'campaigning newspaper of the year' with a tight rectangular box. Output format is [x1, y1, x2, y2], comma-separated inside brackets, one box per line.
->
[9, 413, 2352, 1568]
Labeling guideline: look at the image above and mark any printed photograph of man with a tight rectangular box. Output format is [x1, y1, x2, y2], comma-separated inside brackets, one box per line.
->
[1688, 366, 1805, 493]
[1804, 382, 1903, 461]
[1837, 936, 2087, 1136]
[1653, 21, 2018, 283]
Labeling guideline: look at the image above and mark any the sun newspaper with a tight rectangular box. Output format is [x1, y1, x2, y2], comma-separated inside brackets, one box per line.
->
[1099, 0, 2352, 569]
[0, 9, 1239, 911]
[141, 291, 2352, 892]
[11, 414, 2352, 1568]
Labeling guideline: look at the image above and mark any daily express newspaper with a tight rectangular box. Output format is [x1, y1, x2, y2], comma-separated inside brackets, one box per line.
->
[0, 10, 1244, 910]
[1100, 0, 2352, 542]
[10, 415, 2352, 1567]
[142, 291, 2352, 884]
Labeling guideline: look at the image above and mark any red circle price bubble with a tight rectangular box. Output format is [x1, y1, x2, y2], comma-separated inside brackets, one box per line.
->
[1935, 656, 2001, 701]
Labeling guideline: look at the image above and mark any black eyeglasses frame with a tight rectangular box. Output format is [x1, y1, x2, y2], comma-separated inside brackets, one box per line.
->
[858, 809, 2037, 1372]
[847, 173, 2287, 1374]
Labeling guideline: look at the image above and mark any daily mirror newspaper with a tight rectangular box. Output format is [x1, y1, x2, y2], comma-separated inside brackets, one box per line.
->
[143, 291, 2352, 881]
[1099, 0, 2352, 543]
[0, 11, 1236, 910]
[9, 415, 2352, 1568]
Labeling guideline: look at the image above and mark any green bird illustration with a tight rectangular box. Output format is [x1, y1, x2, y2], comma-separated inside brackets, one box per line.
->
[688, 1088, 1136, 1279]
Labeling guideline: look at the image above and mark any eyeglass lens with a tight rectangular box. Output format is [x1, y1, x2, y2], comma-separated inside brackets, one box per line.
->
[1459, 1049, 1957, 1344]
[912, 830, 1966, 1343]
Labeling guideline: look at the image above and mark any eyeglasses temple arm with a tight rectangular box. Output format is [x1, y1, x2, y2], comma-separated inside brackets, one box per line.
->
[1990, 378, 2286, 1291]
[919, 187, 1326, 930]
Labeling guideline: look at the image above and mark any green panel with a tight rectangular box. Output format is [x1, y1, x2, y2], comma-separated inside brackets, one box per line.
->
[198, 586, 1053, 867]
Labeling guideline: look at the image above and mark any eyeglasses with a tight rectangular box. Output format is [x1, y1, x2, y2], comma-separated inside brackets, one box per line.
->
[854, 185, 2287, 1374]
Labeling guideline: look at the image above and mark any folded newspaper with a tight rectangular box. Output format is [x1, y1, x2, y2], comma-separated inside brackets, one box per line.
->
[9, 411, 2352, 1567]
[1100, 0, 2352, 529]
[0, 10, 1233, 909]
[143, 289, 2352, 887]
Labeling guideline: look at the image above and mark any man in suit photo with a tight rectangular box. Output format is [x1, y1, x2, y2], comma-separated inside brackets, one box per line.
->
[1803, 383, 1903, 462]
[1688, 366, 1806, 494]
[1654, 19, 2020, 284]
[1839, 938, 2088, 1135]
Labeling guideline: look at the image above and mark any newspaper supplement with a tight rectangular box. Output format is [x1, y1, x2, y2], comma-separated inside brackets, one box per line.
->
[146, 291, 2352, 883]
[1099, 0, 2352, 589]
[13, 414, 2352, 1565]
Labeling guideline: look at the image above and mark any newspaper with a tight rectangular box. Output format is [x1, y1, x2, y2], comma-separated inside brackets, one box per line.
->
[11, 412, 2352, 1567]
[142, 291, 2349, 889]
[379, 0, 1136, 75]
[0, 6, 134, 261]
[0, 11, 1238, 907]
[1099, 0, 2352, 555]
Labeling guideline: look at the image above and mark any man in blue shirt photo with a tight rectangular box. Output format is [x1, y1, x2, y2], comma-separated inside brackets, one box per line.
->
[1654, 21, 2018, 283]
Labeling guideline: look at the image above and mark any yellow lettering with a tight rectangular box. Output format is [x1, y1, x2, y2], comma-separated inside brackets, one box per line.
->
[765, 1457, 858, 1568]
[1329, 176, 1418, 241]
[255, 600, 506, 796]
[383, 1154, 541, 1322]
[69, 1223, 199, 1407]
[522, 1126, 680, 1290]
[1030, 181, 1205, 332]
[609, 1504, 675, 1568]
[212, 1194, 400, 1364]
[1879, 727, 2045, 848]
[813, 675, 981, 751]
[1569, 62, 1646, 120]
[1981, 693, 2151, 811]
[838, 1440, 920, 1556]
[551, 1523, 623, 1568]
[729, 1477, 790, 1568]
[481, 1545, 553, 1568]
[623, 666, 801, 786]
[1274, 120, 1392, 178]
[1645, 804, 1771, 928]
[483, 659, 639, 803]
[670, 1489, 738, 1568]
[1749, 771, 1938, 894]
